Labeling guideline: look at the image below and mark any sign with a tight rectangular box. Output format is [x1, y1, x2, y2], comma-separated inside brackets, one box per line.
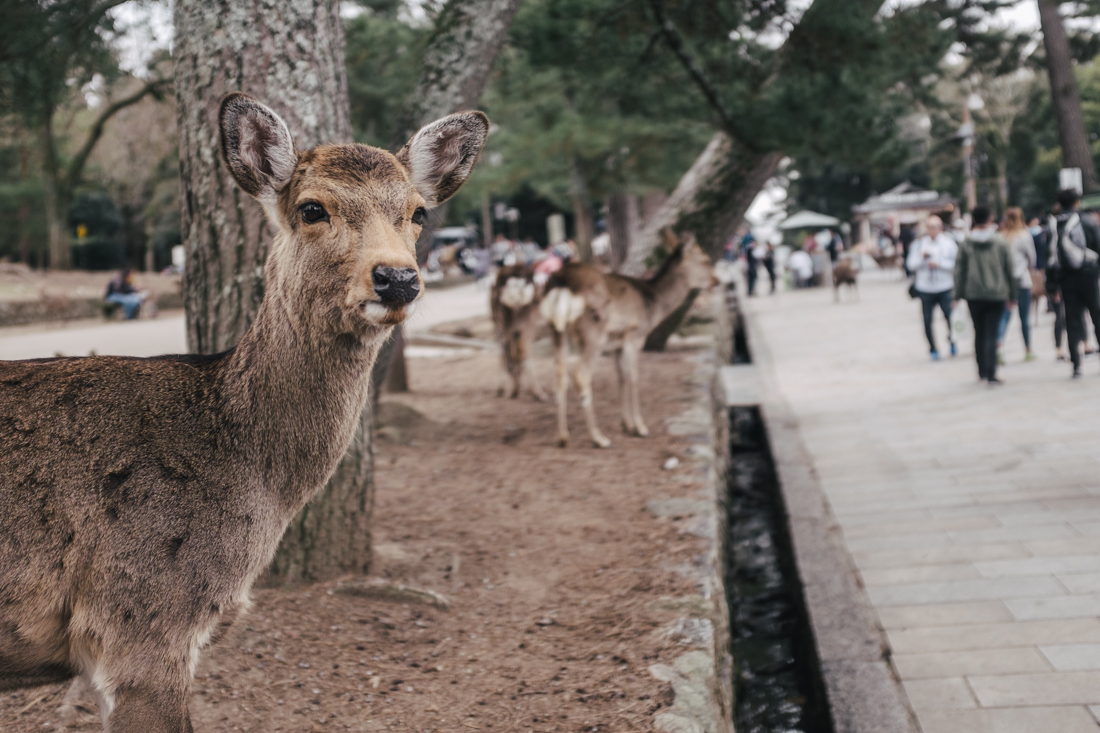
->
[1060, 168, 1084, 195]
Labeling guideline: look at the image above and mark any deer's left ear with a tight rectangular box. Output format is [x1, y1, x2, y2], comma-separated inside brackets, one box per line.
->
[397, 111, 489, 208]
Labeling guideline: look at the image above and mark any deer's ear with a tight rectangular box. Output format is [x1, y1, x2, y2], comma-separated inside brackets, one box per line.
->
[219, 93, 297, 206]
[397, 111, 489, 208]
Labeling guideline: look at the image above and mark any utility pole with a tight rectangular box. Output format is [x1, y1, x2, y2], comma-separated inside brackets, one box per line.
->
[1038, 0, 1098, 191]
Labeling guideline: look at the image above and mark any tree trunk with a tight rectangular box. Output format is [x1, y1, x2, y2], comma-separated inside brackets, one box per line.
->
[607, 192, 639, 271]
[374, 0, 524, 398]
[570, 159, 594, 261]
[1039, 0, 1098, 191]
[174, 0, 366, 583]
[622, 134, 782, 273]
[39, 122, 71, 270]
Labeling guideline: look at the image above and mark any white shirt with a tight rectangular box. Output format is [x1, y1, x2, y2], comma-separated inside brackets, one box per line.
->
[907, 233, 957, 294]
[788, 250, 813, 279]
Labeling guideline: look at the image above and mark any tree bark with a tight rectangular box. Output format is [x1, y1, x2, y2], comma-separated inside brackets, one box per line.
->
[622, 134, 782, 273]
[174, 0, 366, 583]
[1038, 0, 1098, 191]
[607, 192, 639, 271]
[374, 0, 524, 398]
[39, 122, 71, 270]
[570, 158, 594, 261]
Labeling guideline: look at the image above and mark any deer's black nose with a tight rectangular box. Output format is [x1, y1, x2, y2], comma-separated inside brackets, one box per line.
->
[372, 266, 420, 304]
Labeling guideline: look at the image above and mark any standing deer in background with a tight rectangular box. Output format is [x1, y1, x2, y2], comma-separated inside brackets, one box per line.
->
[490, 263, 548, 400]
[832, 256, 859, 302]
[541, 231, 714, 448]
[0, 93, 487, 732]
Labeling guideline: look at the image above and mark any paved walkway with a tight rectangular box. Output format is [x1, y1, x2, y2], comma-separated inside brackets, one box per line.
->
[0, 282, 488, 361]
[746, 271, 1100, 733]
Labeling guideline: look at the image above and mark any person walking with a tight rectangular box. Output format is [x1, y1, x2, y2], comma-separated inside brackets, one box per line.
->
[1046, 189, 1100, 378]
[906, 215, 958, 360]
[953, 206, 1016, 385]
[742, 232, 759, 296]
[996, 207, 1037, 362]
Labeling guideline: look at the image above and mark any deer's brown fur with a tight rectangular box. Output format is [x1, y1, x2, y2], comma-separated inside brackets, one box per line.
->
[0, 94, 487, 732]
[540, 233, 713, 448]
[490, 263, 547, 400]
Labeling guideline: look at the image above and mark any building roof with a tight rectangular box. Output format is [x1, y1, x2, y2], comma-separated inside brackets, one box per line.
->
[852, 182, 957, 215]
[779, 210, 841, 230]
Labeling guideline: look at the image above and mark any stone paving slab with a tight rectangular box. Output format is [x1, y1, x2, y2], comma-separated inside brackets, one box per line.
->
[745, 270, 1100, 731]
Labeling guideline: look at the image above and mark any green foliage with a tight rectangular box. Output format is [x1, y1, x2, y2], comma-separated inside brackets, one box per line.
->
[344, 2, 431, 148]
[0, 0, 121, 126]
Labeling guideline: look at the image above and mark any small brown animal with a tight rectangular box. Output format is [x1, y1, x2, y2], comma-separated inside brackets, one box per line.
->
[490, 263, 548, 400]
[0, 94, 487, 731]
[540, 231, 714, 448]
[832, 257, 859, 302]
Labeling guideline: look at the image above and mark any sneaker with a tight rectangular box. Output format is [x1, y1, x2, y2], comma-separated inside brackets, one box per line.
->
[1024, 352, 1036, 362]
[1073, 368, 1083, 379]
[987, 378, 1005, 386]
[930, 351, 940, 361]
[950, 342, 957, 357]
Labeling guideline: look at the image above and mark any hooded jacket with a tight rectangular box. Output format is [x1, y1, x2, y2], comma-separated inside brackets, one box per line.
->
[953, 227, 1015, 302]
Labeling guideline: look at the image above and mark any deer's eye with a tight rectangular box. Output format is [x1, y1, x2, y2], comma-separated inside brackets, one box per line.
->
[412, 207, 427, 226]
[300, 202, 328, 224]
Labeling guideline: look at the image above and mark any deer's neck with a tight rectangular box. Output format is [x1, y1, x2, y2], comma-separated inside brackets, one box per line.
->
[644, 262, 694, 331]
[221, 279, 384, 518]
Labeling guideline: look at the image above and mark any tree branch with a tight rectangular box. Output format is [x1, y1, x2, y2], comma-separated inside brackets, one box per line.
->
[60, 75, 171, 196]
[646, 0, 760, 152]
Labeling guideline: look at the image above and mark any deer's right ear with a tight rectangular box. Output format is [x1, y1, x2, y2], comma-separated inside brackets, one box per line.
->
[219, 93, 297, 206]
[396, 111, 489, 208]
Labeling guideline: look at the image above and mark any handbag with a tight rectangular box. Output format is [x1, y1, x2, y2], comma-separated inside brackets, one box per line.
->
[908, 279, 918, 299]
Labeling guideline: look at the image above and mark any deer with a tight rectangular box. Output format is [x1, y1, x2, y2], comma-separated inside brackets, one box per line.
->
[490, 263, 548, 401]
[832, 256, 859, 302]
[0, 93, 487, 732]
[540, 231, 714, 448]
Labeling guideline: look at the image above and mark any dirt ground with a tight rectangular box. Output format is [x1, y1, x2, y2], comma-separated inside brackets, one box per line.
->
[1, 328, 716, 732]
[0, 266, 180, 302]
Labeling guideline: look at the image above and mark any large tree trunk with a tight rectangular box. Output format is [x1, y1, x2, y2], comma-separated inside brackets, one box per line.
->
[1038, 0, 1098, 191]
[374, 0, 524, 396]
[622, 133, 781, 273]
[174, 0, 365, 583]
[570, 158, 594, 261]
[39, 122, 72, 270]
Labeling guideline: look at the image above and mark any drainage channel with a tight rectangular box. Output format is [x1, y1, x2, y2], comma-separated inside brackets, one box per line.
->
[724, 302, 832, 733]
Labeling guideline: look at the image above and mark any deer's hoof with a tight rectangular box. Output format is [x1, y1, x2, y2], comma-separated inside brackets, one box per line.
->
[635, 426, 649, 437]
[592, 435, 612, 449]
[558, 437, 569, 448]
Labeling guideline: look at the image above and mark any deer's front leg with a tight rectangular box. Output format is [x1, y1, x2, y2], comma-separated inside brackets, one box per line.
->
[56, 675, 91, 721]
[614, 348, 635, 434]
[574, 333, 611, 448]
[108, 683, 193, 733]
[625, 339, 648, 437]
[553, 330, 571, 447]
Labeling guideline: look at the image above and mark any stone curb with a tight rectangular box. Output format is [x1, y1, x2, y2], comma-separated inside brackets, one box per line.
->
[645, 310, 734, 733]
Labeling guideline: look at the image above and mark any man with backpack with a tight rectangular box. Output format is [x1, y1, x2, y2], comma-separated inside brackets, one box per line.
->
[953, 206, 1016, 385]
[1046, 189, 1100, 379]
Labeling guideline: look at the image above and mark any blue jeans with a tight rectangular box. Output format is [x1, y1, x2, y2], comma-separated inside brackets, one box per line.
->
[918, 289, 953, 353]
[106, 292, 144, 320]
[996, 286, 1031, 349]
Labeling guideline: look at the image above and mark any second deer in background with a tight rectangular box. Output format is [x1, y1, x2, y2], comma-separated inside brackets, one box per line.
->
[541, 231, 714, 448]
[490, 263, 548, 400]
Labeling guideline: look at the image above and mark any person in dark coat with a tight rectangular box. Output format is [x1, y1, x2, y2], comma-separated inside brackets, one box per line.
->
[953, 206, 1015, 385]
[1046, 189, 1100, 378]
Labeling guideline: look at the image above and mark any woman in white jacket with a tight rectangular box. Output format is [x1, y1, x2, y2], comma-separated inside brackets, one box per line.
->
[906, 215, 958, 360]
[996, 207, 1037, 361]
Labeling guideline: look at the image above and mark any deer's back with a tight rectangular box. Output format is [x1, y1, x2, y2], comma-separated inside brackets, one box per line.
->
[0, 353, 272, 680]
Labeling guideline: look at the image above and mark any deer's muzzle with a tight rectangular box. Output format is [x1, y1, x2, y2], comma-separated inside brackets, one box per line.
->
[372, 266, 420, 304]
